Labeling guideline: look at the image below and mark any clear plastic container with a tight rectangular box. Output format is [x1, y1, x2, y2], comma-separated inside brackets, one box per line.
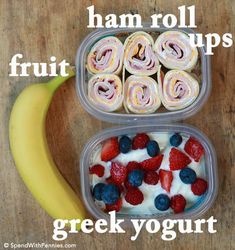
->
[76, 25, 211, 124]
[80, 124, 218, 223]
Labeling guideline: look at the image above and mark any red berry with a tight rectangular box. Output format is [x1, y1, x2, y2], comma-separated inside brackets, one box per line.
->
[110, 162, 127, 184]
[159, 169, 173, 192]
[125, 188, 144, 205]
[126, 161, 141, 173]
[105, 198, 122, 212]
[124, 180, 133, 189]
[191, 178, 208, 196]
[184, 137, 204, 162]
[132, 133, 150, 149]
[144, 171, 159, 185]
[101, 137, 120, 162]
[170, 194, 186, 213]
[169, 148, 191, 170]
[106, 176, 124, 193]
[89, 164, 105, 177]
[140, 154, 164, 171]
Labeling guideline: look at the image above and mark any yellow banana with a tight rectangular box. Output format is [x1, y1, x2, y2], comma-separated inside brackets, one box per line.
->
[9, 68, 86, 225]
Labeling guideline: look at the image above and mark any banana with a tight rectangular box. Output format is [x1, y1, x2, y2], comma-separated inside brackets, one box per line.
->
[9, 68, 86, 226]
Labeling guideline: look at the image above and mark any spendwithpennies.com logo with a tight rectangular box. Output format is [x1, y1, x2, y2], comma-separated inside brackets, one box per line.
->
[3, 242, 76, 249]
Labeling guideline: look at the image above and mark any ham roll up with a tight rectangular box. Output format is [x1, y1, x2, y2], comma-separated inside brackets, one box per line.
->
[87, 37, 124, 75]
[88, 74, 123, 112]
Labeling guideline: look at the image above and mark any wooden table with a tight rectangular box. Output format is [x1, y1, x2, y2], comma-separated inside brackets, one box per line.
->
[0, 0, 234, 249]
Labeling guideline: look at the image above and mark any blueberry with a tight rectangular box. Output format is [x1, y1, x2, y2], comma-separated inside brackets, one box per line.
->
[170, 133, 182, 147]
[92, 183, 105, 201]
[179, 167, 197, 184]
[101, 184, 120, 205]
[146, 140, 160, 157]
[154, 194, 170, 211]
[119, 135, 132, 154]
[128, 169, 144, 187]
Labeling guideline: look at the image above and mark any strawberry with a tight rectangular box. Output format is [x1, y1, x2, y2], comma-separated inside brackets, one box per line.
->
[184, 137, 204, 162]
[169, 148, 191, 170]
[105, 198, 122, 212]
[126, 161, 141, 173]
[170, 194, 186, 213]
[159, 169, 173, 192]
[132, 133, 150, 149]
[101, 137, 120, 162]
[140, 154, 164, 171]
[191, 178, 208, 196]
[110, 162, 127, 184]
[144, 171, 159, 185]
[89, 164, 105, 177]
[125, 187, 144, 205]
[106, 176, 124, 193]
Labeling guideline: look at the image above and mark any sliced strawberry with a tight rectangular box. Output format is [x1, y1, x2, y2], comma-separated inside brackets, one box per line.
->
[89, 164, 105, 177]
[110, 162, 127, 184]
[140, 154, 164, 171]
[184, 137, 204, 162]
[169, 148, 191, 170]
[159, 169, 173, 192]
[105, 198, 122, 212]
[132, 133, 150, 149]
[126, 161, 141, 173]
[101, 137, 120, 162]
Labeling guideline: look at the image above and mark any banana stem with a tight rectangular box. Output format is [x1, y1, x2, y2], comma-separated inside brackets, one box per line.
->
[47, 66, 76, 93]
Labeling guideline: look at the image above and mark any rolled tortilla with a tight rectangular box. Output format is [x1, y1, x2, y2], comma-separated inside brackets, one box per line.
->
[154, 31, 198, 71]
[157, 67, 199, 110]
[124, 75, 161, 114]
[87, 36, 124, 75]
[124, 31, 159, 76]
[88, 74, 123, 112]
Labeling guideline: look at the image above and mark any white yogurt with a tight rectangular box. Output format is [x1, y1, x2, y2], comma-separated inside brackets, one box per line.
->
[90, 132, 206, 215]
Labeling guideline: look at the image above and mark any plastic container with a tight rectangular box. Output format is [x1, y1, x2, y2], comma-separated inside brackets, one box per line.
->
[80, 124, 218, 223]
[76, 25, 211, 124]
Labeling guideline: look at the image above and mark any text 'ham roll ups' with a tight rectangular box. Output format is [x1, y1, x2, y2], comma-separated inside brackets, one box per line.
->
[154, 31, 198, 71]
[158, 67, 199, 110]
[124, 31, 159, 76]
[88, 74, 123, 112]
[124, 75, 161, 114]
[87, 37, 124, 75]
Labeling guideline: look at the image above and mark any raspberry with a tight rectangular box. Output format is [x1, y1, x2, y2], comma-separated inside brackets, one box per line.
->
[125, 188, 144, 205]
[89, 164, 105, 177]
[126, 161, 141, 173]
[110, 162, 127, 184]
[105, 198, 122, 212]
[169, 148, 191, 170]
[191, 178, 208, 196]
[184, 137, 204, 162]
[144, 171, 159, 185]
[132, 133, 150, 149]
[140, 154, 164, 171]
[106, 176, 124, 193]
[170, 194, 186, 213]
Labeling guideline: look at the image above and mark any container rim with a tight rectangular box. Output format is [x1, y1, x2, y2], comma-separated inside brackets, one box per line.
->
[75, 25, 211, 124]
[79, 123, 218, 224]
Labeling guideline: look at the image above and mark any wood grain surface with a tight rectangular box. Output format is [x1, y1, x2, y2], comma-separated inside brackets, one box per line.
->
[0, 0, 234, 249]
